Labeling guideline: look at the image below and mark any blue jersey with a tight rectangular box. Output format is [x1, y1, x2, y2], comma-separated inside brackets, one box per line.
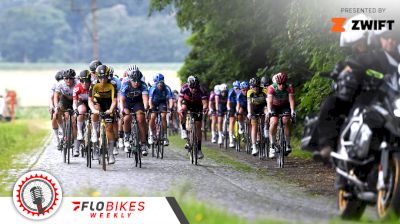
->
[149, 85, 173, 104]
[228, 88, 237, 104]
[110, 76, 121, 92]
[236, 90, 247, 108]
[120, 81, 148, 104]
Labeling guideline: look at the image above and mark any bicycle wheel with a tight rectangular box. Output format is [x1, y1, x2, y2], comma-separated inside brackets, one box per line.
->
[244, 122, 251, 154]
[258, 122, 265, 160]
[160, 123, 164, 159]
[133, 121, 141, 168]
[203, 116, 207, 141]
[66, 118, 72, 164]
[100, 123, 107, 171]
[85, 122, 92, 168]
[224, 115, 228, 149]
[277, 120, 285, 168]
[193, 125, 198, 165]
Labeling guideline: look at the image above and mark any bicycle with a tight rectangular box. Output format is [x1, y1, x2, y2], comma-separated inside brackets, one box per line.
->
[82, 111, 93, 168]
[244, 117, 252, 155]
[186, 111, 203, 165]
[61, 109, 74, 164]
[254, 114, 268, 160]
[274, 114, 286, 168]
[202, 114, 208, 141]
[234, 114, 244, 152]
[219, 112, 229, 149]
[126, 112, 142, 168]
[151, 110, 170, 159]
[98, 112, 109, 171]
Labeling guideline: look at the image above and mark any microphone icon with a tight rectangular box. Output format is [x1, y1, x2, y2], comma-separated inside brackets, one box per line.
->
[30, 186, 45, 214]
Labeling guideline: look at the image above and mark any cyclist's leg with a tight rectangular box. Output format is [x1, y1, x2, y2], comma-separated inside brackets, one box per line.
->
[194, 110, 204, 159]
[210, 110, 217, 142]
[237, 107, 245, 134]
[122, 108, 132, 151]
[250, 115, 258, 155]
[268, 107, 279, 158]
[179, 102, 188, 139]
[91, 103, 101, 142]
[105, 116, 116, 164]
[217, 104, 224, 144]
[51, 106, 60, 145]
[148, 107, 157, 144]
[76, 102, 87, 140]
[160, 103, 168, 145]
[281, 106, 292, 152]
[228, 104, 236, 147]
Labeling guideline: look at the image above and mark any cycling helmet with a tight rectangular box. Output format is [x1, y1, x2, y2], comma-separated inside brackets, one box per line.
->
[275, 72, 288, 84]
[261, 76, 271, 87]
[55, 70, 64, 81]
[272, 74, 278, 83]
[153, 73, 165, 83]
[187, 75, 199, 88]
[249, 77, 260, 87]
[214, 84, 220, 92]
[96, 65, 109, 78]
[219, 83, 228, 92]
[127, 64, 139, 72]
[233, 80, 240, 88]
[240, 81, 249, 89]
[173, 90, 179, 95]
[63, 69, 76, 79]
[128, 70, 142, 82]
[340, 14, 371, 47]
[89, 60, 102, 72]
[79, 70, 91, 82]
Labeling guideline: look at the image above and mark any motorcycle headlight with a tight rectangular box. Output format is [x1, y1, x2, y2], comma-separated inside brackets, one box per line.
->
[394, 98, 400, 117]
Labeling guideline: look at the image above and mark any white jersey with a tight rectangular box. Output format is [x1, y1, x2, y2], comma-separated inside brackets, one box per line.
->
[55, 80, 76, 98]
[50, 80, 59, 97]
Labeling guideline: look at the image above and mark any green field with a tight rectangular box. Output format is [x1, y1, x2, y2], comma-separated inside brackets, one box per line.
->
[0, 119, 49, 195]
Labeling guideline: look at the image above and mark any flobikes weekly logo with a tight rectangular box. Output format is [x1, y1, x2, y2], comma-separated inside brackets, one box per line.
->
[71, 200, 146, 219]
[13, 171, 62, 220]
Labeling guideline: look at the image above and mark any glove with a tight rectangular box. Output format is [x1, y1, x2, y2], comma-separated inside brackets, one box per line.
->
[291, 110, 296, 118]
[74, 109, 79, 116]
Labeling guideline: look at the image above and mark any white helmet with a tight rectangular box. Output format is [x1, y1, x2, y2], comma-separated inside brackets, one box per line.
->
[340, 14, 371, 47]
[127, 64, 139, 72]
[214, 84, 220, 92]
[272, 74, 278, 84]
[219, 83, 228, 91]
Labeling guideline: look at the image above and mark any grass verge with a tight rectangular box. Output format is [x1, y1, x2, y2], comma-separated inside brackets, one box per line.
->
[0, 119, 50, 195]
[169, 135, 253, 172]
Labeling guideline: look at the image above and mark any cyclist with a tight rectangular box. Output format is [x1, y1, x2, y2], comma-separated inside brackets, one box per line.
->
[89, 60, 102, 81]
[261, 76, 271, 88]
[227, 80, 241, 148]
[236, 81, 249, 134]
[50, 70, 64, 145]
[215, 83, 228, 145]
[246, 77, 268, 156]
[148, 73, 174, 146]
[178, 75, 208, 159]
[169, 90, 180, 132]
[72, 70, 91, 157]
[54, 69, 77, 151]
[120, 68, 150, 156]
[209, 85, 219, 143]
[88, 65, 117, 164]
[267, 72, 295, 158]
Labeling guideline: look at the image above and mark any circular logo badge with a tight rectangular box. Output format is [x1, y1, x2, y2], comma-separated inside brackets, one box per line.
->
[13, 171, 62, 220]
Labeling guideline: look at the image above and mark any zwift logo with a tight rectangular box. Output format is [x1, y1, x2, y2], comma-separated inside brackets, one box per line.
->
[331, 18, 395, 32]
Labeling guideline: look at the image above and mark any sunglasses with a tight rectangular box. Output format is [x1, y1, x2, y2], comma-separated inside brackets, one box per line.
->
[98, 76, 108, 80]
[64, 77, 74, 80]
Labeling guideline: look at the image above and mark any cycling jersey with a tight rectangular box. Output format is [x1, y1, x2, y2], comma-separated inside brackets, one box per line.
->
[179, 83, 208, 104]
[120, 81, 148, 105]
[247, 87, 268, 106]
[55, 80, 76, 98]
[149, 85, 173, 104]
[267, 83, 294, 107]
[236, 90, 247, 108]
[110, 76, 121, 93]
[73, 83, 90, 102]
[89, 83, 116, 108]
[227, 88, 238, 104]
[50, 80, 59, 97]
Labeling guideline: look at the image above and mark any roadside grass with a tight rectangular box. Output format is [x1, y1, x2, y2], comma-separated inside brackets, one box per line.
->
[169, 135, 253, 172]
[290, 137, 312, 159]
[15, 106, 49, 120]
[0, 119, 49, 196]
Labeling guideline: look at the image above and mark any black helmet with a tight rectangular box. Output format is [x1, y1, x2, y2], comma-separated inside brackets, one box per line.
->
[89, 60, 102, 72]
[128, 70, 142, 82]
[187, 75, 199, 88]
[261, 76, 271, 87]
[55, 70, 64, 81]
[79, 70, 91, 82]
[63, 69, 76, 79]
[96, 65, 109, 78]
[108, 66, 114, 79]
[249, 77, 260, 87]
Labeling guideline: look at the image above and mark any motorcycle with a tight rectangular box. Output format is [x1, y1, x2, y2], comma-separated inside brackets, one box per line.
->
[302, 65, 400, 220]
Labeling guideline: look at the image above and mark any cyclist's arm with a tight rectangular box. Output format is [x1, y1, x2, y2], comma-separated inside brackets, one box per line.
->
[53, 91, 60, 109]
[120, 96, 126, 113]
[142, 94, 149, 111]
[49, 93, 54, 109]
[267, 95, 273, 113]
[168, 98, 173, 110]
[227, 98, 231, 111]
[202, 99, 208, 111]
[289, 94, 295, 112]
[247, 99, 253, 115]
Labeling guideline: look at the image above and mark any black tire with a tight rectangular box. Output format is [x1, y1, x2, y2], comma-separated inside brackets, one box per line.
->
[258, 122, 265, 160]
[338, 189, 367, 220]
[151, 143, 155, 157]
[160, 126, 164, 159]
[277, 121, 285, 168]
[101, 125, 106, 171]
[86, 123, 92, 168]
[377, 152, 400, 219]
